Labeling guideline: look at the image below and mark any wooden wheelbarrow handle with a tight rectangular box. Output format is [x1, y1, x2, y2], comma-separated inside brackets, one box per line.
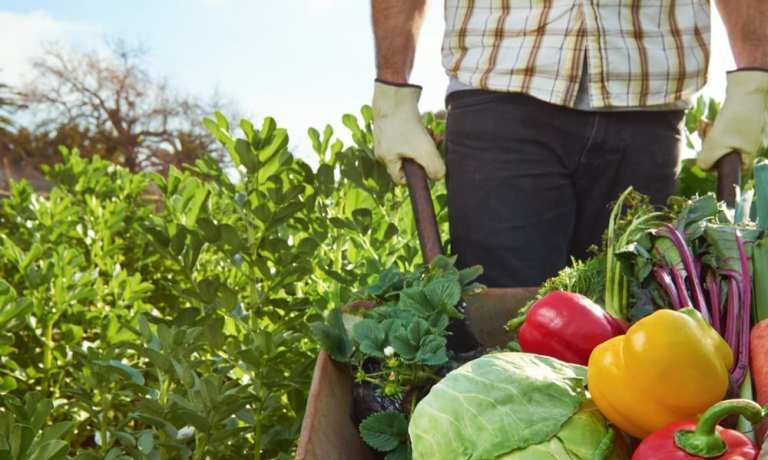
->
[403, 159, 443, 263]
[403, 159, 481, 352]
[716, 151, 742, 208]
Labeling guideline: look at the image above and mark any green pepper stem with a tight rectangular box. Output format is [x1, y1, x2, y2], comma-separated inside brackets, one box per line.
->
[674, 399, 765, 458]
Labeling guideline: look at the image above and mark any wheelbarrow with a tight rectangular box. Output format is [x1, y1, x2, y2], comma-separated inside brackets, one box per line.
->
[295, 152, 742, 460]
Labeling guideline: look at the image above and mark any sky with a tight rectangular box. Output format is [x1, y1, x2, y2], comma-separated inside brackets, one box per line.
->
[0, 1, 736, 161]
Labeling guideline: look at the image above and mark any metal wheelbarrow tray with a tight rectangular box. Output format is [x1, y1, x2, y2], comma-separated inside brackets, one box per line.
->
[296, 153, 743, 460]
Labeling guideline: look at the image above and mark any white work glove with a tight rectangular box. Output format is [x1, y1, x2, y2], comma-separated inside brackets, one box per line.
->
[698, 70, 768, 170]
[372, 80, 446, 185]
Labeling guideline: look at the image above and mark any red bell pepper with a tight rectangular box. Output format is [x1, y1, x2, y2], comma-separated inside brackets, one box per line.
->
[518, 291, 626, 365]
[632, 399, 766, 460]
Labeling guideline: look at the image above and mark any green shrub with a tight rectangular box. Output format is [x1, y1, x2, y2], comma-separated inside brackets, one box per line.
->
[0, 108, 448, 459]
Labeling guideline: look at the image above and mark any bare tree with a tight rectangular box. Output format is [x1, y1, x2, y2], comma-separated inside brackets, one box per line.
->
[0, 77, 24, 134]
[21, 43, 227, 173]
[0, 77, 25, 176]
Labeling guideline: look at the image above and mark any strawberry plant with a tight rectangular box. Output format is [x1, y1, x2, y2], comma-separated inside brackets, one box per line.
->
[312, 255, 483, 459]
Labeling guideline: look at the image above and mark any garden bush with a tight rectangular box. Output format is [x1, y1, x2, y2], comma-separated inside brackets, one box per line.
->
[0, 108, 448, 459]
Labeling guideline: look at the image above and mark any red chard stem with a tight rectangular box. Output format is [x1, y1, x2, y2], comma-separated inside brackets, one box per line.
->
[724, 276, 740, 360]
[730, 231, 752, 388]
[658, 224, 710, 323]
[653, 266, 682, 309]
[705, 270, 722, 334]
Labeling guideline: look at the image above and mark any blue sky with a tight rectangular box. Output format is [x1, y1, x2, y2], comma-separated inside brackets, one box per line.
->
[1, 1, 735, 159]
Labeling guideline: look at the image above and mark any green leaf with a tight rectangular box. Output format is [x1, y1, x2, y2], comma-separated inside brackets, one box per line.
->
[94, 360, 145, 386]
[428, 314, 450, 332]
[388, 323, 416, 359]
[204, 315, 226, 349]
[170, 227, 187, 256]
[676, 159, 716, 198]
[458, 265, 483, 287]
[137, 432, 154, 454]
[310, 309, 353, 362]
[382, 223, 398, 242]
[235, 139, 256, 172]
[316, 164, 335, 196]
[0, 297, 33, 328]
[415, 335, 448, 365]
[754, 160, 768, 231]
[0, 332, 13, 345]
[27, 440, 69, 460]
[703, 224, 761, 273]
[352, 319, 387, 358]
[214, 111, 230, 130]
[385, 444, 411, 460]
[308, 127, 322, 154]
[0, 376, 17, 394]
[103, 447, 130, 460]
[398, 287, 433, 317]
[616, 242, 653, 282]
[409, 353, 589, 459]
[352, 208, 373, 234]
[423, 275, 461, 311]
[218, 224, 245, 253]
[407, 319, 430, 344]
[329, 217, 356, 231]
[30, 398, 53, 432]
[430, 255, 458, 273]
[321, 124, 334, 155]
[258, 117, 277, 144]
[359, 411, 408, 452]
[240, 119, 254, 139]
[361, 105, 374, 125]
[39, 422, 75, 445]
[197, 217, 221, 243]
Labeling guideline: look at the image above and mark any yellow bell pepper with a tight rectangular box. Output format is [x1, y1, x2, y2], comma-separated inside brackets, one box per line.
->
[587, 307, 733, 439]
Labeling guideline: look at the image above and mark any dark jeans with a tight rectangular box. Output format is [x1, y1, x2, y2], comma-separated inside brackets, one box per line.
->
[445, 90, 683, 288]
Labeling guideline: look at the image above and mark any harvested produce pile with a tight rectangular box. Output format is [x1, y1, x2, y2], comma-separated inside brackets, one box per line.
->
[314, 159, 768, 459]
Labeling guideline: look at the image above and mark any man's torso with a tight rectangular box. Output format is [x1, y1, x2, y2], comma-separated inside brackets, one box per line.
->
[442, 0, 711, 109]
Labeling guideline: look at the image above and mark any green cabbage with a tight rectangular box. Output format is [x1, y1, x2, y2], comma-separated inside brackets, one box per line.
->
[408, 352, 628, 460]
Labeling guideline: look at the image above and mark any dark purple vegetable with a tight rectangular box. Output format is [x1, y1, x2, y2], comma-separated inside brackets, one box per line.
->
[705, 270, 722, 334]
[730, 232, 752, 389]
[654, 266, 682, 309]
[723, 276, 740, 359]
[657, 224, 711, 323]
[671, 267, 693, 309]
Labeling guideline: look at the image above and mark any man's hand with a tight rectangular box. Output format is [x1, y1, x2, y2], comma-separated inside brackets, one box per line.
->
[372, 80, 445, 184]
[697, 70, 768, 170]
[699, 1, 768, 170]
[370, 1, 442, 184]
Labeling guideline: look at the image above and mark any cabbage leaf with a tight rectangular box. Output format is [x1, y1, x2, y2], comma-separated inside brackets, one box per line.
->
[409, 353, 623, 460]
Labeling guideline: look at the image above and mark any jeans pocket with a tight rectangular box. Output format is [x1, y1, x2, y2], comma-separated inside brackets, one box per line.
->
[446, 90, 501, 113]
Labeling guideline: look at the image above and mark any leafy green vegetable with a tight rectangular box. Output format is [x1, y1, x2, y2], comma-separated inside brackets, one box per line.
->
[313, 254, 483, 456]
[309, 308, 353, 362]
[359, 411, 409, 453]
[604, 188, 665, 319]
[314, 255, 482, 373]
[408, 353, 624, 460]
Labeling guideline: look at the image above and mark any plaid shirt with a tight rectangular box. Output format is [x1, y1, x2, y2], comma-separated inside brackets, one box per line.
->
[442, 0, 711, 108]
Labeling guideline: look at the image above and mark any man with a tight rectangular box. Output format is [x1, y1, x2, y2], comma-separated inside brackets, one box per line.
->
[371, 1, 768, 288]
